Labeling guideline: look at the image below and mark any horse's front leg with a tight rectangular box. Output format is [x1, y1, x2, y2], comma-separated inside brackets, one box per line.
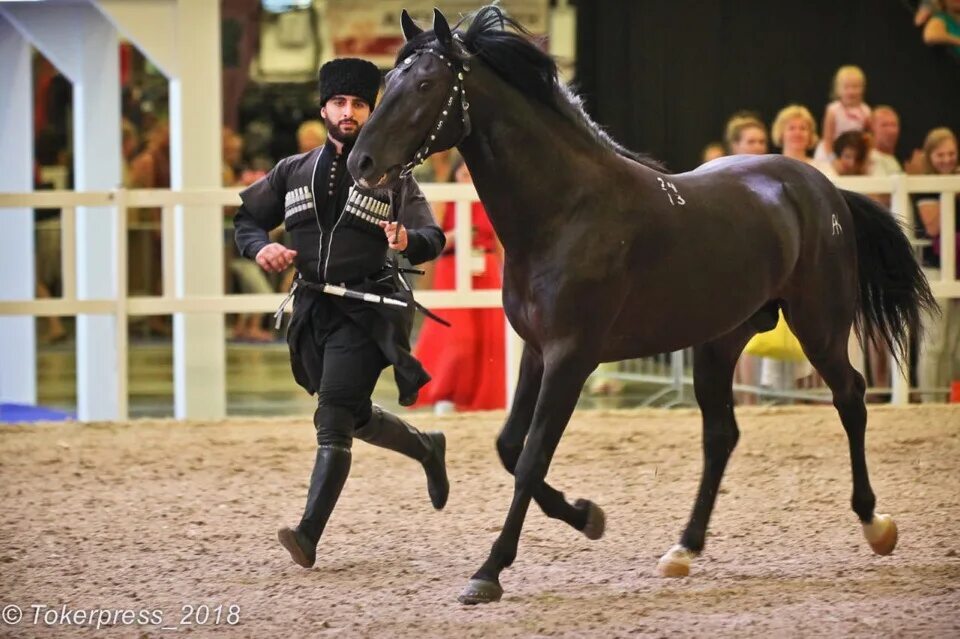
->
[459, 346, 595, 604]
[497, 343, 605, 538]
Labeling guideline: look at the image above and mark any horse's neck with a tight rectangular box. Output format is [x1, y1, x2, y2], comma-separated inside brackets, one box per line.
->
[457, 71, 614, 255]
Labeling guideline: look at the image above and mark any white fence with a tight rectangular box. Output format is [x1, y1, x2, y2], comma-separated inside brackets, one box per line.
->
[1, 175, 958, 418]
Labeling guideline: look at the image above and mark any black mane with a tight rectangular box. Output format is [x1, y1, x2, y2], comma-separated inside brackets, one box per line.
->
[395, 5, 666, 172]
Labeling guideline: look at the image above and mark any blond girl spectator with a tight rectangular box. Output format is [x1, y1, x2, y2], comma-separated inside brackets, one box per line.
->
[815, 65, 872, 162]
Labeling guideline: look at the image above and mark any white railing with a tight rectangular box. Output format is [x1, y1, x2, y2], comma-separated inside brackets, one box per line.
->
[0, 185, 506, 314]
[0, 183, 520, 419]
[1, 175, 958, 417]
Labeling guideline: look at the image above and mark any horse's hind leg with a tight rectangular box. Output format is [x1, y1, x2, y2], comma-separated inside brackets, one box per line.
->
[658, 322, 756, 577]
[796, 327, 898, 556]
[497, 343, 604, 539]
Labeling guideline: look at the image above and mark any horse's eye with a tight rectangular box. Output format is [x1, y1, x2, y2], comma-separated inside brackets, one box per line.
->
[418, 81, 431, 92]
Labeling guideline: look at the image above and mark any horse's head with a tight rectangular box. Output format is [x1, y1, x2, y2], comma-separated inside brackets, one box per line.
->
[349, 8, 471, 189]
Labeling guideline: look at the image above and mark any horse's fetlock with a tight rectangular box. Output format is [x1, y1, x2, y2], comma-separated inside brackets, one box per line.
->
[491, 539, 517, 568]
[852, 492, 876, 522]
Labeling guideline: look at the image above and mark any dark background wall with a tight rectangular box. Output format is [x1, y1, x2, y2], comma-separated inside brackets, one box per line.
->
[575, 0, 960, 172]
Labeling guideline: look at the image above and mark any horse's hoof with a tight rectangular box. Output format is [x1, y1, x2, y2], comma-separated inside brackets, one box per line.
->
[457, 578, 503, 605]
[863, 513, 898, 556]
[657, 544, 696, 577]
[576, 499, 606, 540]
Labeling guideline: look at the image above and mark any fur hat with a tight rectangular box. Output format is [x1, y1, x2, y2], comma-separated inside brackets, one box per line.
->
[318, 58, 381, 110]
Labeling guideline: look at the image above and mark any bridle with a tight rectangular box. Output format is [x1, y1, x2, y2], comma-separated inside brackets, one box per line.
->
[397, 44, 472, 178]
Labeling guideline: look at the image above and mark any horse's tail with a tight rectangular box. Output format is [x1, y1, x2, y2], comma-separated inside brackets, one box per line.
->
[841, 189, 938, 367]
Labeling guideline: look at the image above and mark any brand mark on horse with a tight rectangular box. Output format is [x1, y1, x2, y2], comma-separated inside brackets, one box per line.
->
[657, 177, 686, 206]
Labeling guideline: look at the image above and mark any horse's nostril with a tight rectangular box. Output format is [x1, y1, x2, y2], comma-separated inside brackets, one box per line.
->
[357, 154, 374, 176]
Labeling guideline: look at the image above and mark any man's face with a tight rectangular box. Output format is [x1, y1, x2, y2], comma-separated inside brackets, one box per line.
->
[873, 110, 900, 153]
[321, 95, 371, 145]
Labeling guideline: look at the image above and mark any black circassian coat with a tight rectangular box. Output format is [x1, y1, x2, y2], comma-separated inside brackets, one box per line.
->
[233, 139, 445, 403]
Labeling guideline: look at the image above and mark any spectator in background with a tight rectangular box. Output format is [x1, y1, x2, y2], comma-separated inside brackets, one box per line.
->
[815, 65, 872, 162]
[765, 105, 832, 392]
[832, 130, 892, 390]
[923, 0, 960, 55]
[725, 112, 768, 155]
[222, 127, 245, 184]
[120, 119, 140, 187]
[772, 104, 834, 175]
[223, 127, 275, 342]
[832, 131, 872, 177]
[913, 127, 960, 401]
[412, 149, 458, 294]
[34, 128, 69, 344]
[413, 159, 506, 413]
[129, 120, 170, 190]
[915, 0, 940, 26]
[128, 121, 171, 337]
[296, 120, 326, 153]
[867, 105, 926, 182]
[725, 113, 768, 401]
[861, 106, 900, 207]
[700, 141, 725, 164]
[869, 106, 904, 176]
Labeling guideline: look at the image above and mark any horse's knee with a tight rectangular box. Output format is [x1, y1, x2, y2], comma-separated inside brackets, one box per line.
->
[496, 431, 523, 473]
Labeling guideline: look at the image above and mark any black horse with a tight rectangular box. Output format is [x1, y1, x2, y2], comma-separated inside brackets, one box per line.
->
[349, 6, 937, 604]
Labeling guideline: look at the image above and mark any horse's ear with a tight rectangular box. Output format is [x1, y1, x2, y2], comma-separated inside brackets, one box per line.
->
[400, 9, 423, 42]
[432, 7, 453, 50]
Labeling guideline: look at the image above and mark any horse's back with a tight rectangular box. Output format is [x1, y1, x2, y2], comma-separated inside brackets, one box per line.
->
[595, 154, 849, 356]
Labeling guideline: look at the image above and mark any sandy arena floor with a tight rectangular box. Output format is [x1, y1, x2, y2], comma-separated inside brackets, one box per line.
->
[1, 405, 959, 637]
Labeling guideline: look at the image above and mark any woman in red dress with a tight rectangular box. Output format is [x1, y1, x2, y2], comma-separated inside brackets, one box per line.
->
[413, 161, 506, 411]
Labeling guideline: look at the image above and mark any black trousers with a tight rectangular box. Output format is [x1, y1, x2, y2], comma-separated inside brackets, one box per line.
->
[311, 316, 387, 448]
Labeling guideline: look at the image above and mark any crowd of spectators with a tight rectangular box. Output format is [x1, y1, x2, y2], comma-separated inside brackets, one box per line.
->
[698, 59, 958, 401]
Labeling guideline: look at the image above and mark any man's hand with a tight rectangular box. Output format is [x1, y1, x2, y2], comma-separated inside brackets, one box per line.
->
[256, 243, 297, 273]
[379, 221, 408, 252]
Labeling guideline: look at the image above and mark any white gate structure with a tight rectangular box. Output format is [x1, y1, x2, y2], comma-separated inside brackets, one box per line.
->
[0, 0, 224, 421]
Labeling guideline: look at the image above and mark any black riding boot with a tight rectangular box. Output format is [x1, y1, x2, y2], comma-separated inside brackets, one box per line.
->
[355, 405, 449, 510]
[278, 445, 351, 568]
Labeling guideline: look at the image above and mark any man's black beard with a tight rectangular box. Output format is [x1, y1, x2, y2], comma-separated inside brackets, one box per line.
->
[325, 117, 361, 146]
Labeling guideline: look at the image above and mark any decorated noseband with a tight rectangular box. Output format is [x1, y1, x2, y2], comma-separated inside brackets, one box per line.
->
[397, 45, 472, 177]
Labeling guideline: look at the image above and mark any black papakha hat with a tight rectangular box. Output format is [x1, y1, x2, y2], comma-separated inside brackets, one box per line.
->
[318, 58, 381, 109]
